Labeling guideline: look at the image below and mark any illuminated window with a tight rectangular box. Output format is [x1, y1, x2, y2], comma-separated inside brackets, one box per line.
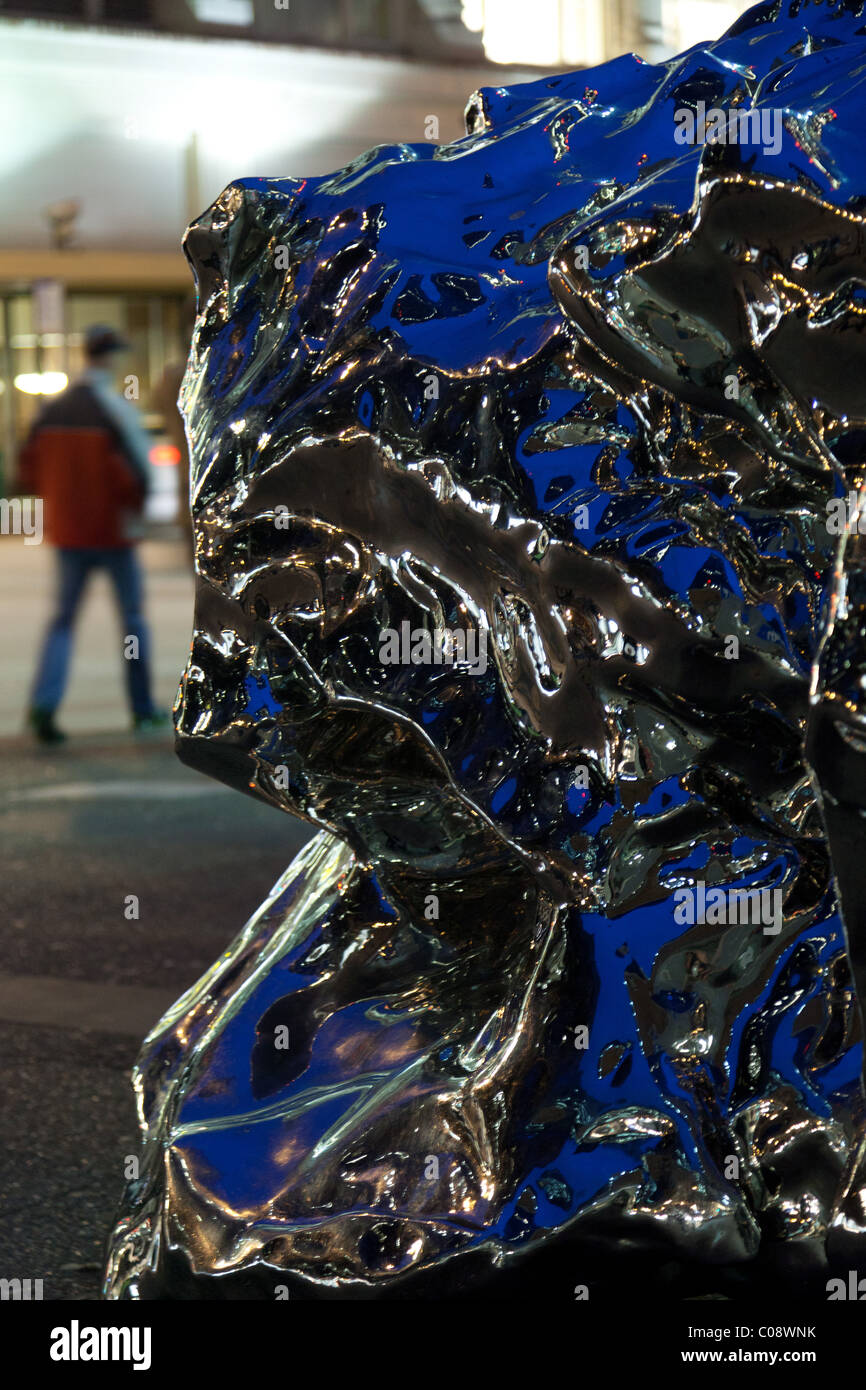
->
[191, 0, 254, 25]
[461, 0, 749, 66]
[661, 0, 745, 53]
[461, 0, 607, 68]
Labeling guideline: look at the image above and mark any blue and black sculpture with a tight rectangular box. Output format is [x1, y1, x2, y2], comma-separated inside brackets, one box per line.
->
[105, 0, 866, 1299]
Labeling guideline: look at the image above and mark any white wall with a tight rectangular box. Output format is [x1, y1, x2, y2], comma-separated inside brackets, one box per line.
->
[0, 20, 522, 253]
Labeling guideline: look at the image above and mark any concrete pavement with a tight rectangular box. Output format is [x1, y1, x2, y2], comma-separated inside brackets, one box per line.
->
[0, 541, 314, 1298]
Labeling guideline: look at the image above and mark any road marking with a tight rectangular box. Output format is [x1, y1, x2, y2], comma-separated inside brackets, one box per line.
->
[0, 972, 178, 1037]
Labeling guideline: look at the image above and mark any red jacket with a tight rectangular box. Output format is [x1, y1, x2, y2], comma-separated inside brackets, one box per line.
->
[18, 379, 147, 549]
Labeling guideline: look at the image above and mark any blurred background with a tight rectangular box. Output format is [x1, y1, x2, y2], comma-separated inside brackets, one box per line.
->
[0, 0, 746, 506]
[0, 0, 750, 1303]
[0, 0, 747, 738]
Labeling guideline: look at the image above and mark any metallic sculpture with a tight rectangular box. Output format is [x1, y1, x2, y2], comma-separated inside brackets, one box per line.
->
[105, 0, 866, 1299]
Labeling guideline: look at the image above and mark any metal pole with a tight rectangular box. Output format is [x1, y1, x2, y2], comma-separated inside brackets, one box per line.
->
[184, 131, 202, 229]
[1, 297, 16, 497]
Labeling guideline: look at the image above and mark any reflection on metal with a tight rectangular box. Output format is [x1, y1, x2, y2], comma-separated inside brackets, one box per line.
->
[105, 0, 866, 1299]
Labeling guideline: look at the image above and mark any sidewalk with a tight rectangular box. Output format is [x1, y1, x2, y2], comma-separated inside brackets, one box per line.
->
[0, 734, 313, 1301]
[0, 533, 194, 737]
[0, 536, 316, 1299]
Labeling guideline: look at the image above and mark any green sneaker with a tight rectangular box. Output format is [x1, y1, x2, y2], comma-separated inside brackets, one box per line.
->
[29, 707, 66, 745]
[132, 710, 172, 734]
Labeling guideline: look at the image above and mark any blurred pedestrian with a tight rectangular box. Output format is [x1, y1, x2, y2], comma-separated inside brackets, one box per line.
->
[19, 324, 169, 743]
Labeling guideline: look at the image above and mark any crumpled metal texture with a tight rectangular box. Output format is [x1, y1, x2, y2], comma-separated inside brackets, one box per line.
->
[105, 0, 866, 1299]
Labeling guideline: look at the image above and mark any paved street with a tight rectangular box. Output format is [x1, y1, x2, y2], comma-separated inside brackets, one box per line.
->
[0, 535, 313, 1299]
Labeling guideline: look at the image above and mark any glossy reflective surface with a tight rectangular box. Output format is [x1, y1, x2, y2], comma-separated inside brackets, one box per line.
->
[105, 0, 866, 1299]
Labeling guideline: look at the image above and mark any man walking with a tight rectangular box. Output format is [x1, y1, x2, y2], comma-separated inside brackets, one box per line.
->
[20, 324, 168, 743]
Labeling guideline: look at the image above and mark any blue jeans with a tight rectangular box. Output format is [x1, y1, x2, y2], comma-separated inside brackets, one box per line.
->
[32, 548, 155, 718]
